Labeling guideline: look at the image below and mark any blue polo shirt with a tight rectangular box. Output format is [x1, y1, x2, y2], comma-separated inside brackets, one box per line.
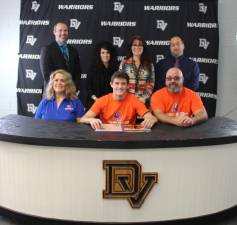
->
[35, 98, 85, 122]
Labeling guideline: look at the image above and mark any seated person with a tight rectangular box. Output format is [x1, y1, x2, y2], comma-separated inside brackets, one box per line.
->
[35, 69, 85, 122]
[79, 71, 157, 129]
[151, 67, 208, 127]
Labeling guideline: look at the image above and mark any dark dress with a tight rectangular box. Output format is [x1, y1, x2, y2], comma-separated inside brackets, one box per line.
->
[87, 64, 118, 108]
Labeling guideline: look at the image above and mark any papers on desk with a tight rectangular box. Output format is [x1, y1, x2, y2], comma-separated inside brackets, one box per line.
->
[95, 123, 151, 132]
[95, 123, 123, 132]
[123, 124, 151, 132]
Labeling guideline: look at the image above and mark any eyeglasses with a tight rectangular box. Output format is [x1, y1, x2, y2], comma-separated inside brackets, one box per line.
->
[166, 76, 182, 81]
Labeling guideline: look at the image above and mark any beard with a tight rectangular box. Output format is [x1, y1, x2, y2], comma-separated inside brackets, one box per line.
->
[167, 83, 181, 93]
[171, 50, 183, 58]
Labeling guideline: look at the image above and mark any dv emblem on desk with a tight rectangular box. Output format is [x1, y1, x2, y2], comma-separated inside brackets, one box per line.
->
[103, 160, 158, 208]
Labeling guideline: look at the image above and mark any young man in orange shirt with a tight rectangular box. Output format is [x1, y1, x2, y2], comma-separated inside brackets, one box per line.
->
[79, 71, 157, 129]
[151, 67, 208, 127]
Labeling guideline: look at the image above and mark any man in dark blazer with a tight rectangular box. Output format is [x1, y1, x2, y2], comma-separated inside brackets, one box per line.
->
[40, 21, 81, 91]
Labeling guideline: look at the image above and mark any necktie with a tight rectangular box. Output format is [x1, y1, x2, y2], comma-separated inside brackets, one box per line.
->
[61, 44, 69, 65]
[174, 58, 179, 67]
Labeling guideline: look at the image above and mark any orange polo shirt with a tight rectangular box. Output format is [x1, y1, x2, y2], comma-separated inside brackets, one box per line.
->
[90, 93, 148, 124]
[151, 87, 204, 117]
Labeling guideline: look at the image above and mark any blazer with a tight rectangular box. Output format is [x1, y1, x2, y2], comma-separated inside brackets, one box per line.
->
[40, 41, 81, 90]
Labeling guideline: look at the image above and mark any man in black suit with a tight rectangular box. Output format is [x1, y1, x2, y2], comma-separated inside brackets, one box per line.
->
[40, 21, 81, 91]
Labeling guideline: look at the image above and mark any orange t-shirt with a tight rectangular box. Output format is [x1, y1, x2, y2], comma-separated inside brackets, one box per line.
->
[90, 93, 148, 124]
[151, 87, 204, 117]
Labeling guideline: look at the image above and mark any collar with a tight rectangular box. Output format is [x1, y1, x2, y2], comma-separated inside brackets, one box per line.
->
[50, 96, 67, 101]
[56, 40, 67, 47]
[169, 54, 184, 61]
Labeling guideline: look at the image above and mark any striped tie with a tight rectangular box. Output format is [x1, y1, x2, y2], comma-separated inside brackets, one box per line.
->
[61, 44, 69, 65]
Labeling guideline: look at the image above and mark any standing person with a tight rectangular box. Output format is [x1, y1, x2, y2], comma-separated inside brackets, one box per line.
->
[119, 35, 155, 105]
[35, 69, 85, 122]
[40, 21, 81, 91]
[79, 71, 157, 129]
[87, 41, 118, 108]
[155, 36, 200, 91]
[151, 67, 207, 127]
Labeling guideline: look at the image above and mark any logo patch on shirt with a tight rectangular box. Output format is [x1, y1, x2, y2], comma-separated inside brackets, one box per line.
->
[113, 112, 122, 120]
[64, 105, 74, 111]
[171, 103, 178, 113]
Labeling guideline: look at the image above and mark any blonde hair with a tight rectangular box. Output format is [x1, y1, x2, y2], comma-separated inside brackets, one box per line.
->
[46, 69, 77, 100]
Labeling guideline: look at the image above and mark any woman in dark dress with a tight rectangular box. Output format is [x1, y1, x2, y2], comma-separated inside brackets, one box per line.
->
[87, 41, 118, 108]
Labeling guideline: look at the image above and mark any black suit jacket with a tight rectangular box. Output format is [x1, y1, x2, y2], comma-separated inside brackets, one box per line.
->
[40, 41, 81, 90]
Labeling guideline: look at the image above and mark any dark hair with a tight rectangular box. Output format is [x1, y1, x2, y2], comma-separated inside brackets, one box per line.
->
[53, 21, 69, 30]
[91, 41, 118, 69]
[170, 35, 185, 44]
[125, 35, 152, 70]
[111, 71, 129, 84]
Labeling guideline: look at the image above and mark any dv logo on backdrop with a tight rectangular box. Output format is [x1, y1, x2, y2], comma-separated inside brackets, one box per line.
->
[199, 3, 207, 14]
[70, 19, 81, 30]
[27, 104, 37, 114]
[114, 2, 124, 13]
[199, 73, 209, 85]
[199, 38, 210, 50]
[25, 69, 37, 80]
[31, 1, 40, 12]
[26, 35, 37, 46]
[113, 37, 124, 48]
[103, 160, 158, 208]
[156, 20, 168, 31]
[156, 54, 165, 63]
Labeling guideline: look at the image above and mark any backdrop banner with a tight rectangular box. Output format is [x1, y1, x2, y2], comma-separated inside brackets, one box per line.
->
[17, 0, 218, 117]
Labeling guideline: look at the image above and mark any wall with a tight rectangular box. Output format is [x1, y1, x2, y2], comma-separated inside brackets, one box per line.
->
[217, 0, 237, 120]
[0, 1, 19, 117]
[0, 0, 237, 121]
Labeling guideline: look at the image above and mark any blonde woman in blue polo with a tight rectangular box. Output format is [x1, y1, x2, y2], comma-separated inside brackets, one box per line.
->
[35, 69, 85, 122]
